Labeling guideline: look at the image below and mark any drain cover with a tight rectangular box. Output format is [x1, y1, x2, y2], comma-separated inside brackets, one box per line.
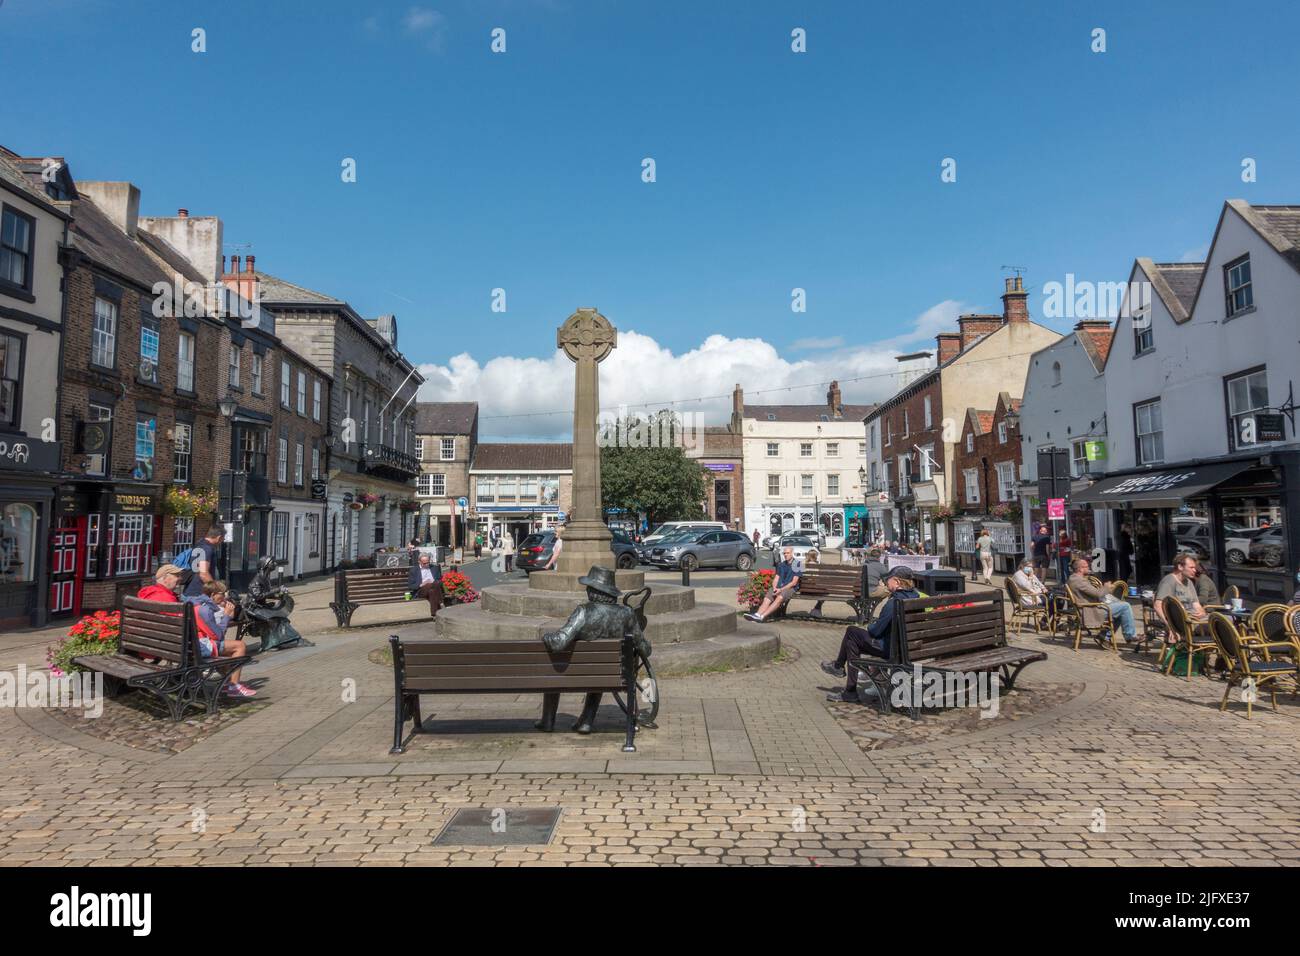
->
[433, 808, 562, 847]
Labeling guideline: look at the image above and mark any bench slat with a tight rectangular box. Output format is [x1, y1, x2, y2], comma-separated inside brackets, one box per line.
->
[403, 676, 627, 692]
[405, 662, 622, 679]
[924, 648, 1046, 671]
[403, 651, 622, 667]
[402, 640, 623, 655]
[73, 654, 166, 679]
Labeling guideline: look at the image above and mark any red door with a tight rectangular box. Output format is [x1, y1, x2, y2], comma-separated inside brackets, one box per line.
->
[49, 516, 86, 618]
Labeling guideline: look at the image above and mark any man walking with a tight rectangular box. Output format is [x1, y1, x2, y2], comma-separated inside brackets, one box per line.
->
[184, 526, 226, 598]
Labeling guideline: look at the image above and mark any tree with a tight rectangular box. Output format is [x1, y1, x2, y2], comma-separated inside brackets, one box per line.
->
[600, 411, 706, 527]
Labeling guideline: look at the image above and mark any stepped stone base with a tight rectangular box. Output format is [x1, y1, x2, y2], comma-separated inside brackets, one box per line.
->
[482, 583, 695, 617]
[434, 600, 738, 644]
[527, 569, 646, 592]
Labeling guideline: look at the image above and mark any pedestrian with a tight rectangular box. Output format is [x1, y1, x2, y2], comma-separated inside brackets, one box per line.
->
[1055, 530, 1073, 585]
[1117, 522, 1134, 583]
[502, 529, 515, 572]
[407, 537, 421, 566]
[1031, 524, 1052, 580]
[976, 527, 994, 584]
[407, 551, 443, 618]
[474, 531, 483, 559]
[184, 525, 226, 598]
[544, 528, 563, 571]
[751, 528, 760, 548]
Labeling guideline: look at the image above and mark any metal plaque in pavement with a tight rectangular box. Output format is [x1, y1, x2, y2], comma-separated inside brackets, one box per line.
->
[432, 807, 562, 847]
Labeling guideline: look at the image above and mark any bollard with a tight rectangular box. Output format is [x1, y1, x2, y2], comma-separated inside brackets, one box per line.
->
[681, 566, 690, 587]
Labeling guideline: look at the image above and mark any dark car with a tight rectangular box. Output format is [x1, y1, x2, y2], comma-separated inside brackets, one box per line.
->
[1247, 526, 1285, 568]
[647, 529, 756, 571]
[515, 529, 639, 574]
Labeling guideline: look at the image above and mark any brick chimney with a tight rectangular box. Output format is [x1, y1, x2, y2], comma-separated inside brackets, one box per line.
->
[220, 253, 261, 315]
[730, 384, 744, 432]
[1002, 275, 1029, 323]
[827, 380, 842, 417]
[957, 313, 1004, 351]
[935, 332, 962, 365]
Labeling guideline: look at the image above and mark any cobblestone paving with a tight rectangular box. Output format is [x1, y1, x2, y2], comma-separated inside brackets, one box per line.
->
[2, 583, 1299, 866]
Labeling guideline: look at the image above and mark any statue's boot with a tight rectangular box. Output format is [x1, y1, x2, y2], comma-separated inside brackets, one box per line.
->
[573, 693, 602, 734]
[535, 693, 559, 732]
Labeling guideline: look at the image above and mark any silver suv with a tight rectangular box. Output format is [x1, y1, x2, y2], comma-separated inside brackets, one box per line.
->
[649, 530, 756, 571]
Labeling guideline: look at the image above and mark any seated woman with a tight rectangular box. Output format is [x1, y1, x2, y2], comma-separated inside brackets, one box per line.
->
[188, 580, 256, 699]
[1011, 559, 1048, 607]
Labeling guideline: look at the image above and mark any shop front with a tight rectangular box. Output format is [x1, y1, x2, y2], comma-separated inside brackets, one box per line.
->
[843, 504, 869, 548]
[53, 483, 163, 617]
[1071, 455, 1300, 603]
[1, 437, 61, 628]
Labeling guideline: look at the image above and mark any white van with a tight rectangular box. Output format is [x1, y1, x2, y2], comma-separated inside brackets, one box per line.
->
[639, 521, 726, 550]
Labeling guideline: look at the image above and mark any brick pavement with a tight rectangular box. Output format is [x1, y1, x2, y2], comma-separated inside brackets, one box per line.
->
[2, 578, 1298, 866]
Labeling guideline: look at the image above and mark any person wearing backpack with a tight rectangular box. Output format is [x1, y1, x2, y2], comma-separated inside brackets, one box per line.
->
[184, 526, 226, 599]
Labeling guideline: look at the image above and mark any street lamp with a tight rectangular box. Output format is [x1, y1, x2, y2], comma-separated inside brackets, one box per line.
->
[218, 396, 237, 419]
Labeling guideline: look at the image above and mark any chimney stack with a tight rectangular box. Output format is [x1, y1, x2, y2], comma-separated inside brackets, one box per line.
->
[246, 254, 255, 273]
[177, 208, 188, 218]
[730, 384, 744, 433]
[76, 181, 141, 238]
[230, 255, 240, 274]
[935, 332, 962, 365]
[136, 210, 224, 283]
[957, 313, 1004, 351]
[1002, 275, 1029, 323]
[827, 380, 842, 415]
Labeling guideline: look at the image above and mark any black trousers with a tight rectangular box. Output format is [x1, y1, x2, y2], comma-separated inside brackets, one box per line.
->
[834, 626, 886, 689]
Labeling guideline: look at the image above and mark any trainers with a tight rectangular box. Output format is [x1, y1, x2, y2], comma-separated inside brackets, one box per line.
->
[223, 682, 257, 698]
[820, 660, 846, 678]
[826, 690, 859, 703]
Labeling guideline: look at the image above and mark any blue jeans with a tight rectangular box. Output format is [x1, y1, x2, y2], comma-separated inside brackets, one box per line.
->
[1105, 600, 1137, 640]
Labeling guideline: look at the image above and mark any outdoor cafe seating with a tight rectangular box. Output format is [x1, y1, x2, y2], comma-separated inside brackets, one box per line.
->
[1207, 611, 1300, 719]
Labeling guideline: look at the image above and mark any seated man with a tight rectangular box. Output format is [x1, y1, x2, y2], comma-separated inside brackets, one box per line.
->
[188, 579, 256, 698]
[1067, 557, 1138, 643]
[407, 551, 443, 618]
[746, 546, 801, 622]
[1154, 552, 1206, 628]
[819, 566, 920, 702]
[1011, 559, 1048, 607]
[137, 564, 183, 603]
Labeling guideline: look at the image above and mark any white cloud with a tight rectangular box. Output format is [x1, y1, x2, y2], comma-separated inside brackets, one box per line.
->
[789, 335, 844, 350]
[403, 6, 448, 49]
[416, 302, 966, 440]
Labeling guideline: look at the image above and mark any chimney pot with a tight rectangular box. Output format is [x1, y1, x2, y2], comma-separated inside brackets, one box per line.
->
[221, 255, 227, 274]
[230, 255, 240, 274]
[246, 254, 255, 273]
[177, 208, 188, 218]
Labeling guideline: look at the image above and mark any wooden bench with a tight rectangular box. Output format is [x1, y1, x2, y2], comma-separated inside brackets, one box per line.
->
[849, 591, 1047, 719]
[330, 567, 413, 627]
[73, 596, 250, 721]
[777, 563, 873, 624]
[388, 636, 643, 753]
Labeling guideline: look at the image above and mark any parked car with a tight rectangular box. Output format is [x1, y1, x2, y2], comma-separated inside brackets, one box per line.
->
[771, 533, 819, 565]
[764, 530, 826, 550]
[646, 529, 756, 571]
[1248, 526, 1285, 568]
[641, 520, 725, 549]
[516, 529, 639, 573]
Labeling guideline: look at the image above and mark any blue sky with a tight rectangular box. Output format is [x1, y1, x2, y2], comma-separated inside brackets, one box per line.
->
[4, 0, 1298, 438]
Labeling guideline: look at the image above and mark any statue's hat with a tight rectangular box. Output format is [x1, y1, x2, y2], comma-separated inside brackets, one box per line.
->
[578, 565, 621, 599]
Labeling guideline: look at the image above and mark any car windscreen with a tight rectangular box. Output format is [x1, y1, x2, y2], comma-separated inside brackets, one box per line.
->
[782, 536, 814, 547]
[647, 525, 678, 538]
[519, 534, 551, 549]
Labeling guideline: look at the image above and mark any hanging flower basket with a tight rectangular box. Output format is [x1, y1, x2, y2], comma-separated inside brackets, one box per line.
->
[355, 492, 381, 508]
[929, 505, 955, 521]
[989, 502, 1021, 521]
[397, 499, 420, 513]
[164, 485, 219, 519]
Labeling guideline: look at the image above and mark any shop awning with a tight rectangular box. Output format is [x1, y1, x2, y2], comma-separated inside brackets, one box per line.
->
[1069, 461, 1257, 509]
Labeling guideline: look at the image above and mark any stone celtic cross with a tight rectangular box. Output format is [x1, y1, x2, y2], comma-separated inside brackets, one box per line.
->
[555, 308, 616, 568]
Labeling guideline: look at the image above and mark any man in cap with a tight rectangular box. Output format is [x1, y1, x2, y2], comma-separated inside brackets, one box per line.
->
[536, 566, 650, 734]
[820, 565, 920, 702]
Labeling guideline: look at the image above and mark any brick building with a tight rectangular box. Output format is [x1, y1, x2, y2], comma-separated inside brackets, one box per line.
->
[684, 425, 745, 531]
[950, 392, 1023, 573]
[863, 276, 1061, 555]
[53, 181, 225, 615]
[413, 402, 478, 547]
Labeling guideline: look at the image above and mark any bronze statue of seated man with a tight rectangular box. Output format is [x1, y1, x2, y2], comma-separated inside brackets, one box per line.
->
[537, 565, 651, 734]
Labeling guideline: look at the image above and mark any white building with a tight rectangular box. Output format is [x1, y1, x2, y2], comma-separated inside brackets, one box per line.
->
[1016, 320, 1113, 564]
[737, 381, 875, 545]
[1075, 200, 1300, 602]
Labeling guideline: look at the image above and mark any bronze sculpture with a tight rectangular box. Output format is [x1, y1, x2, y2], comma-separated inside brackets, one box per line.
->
[537, 566, 651, 735]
